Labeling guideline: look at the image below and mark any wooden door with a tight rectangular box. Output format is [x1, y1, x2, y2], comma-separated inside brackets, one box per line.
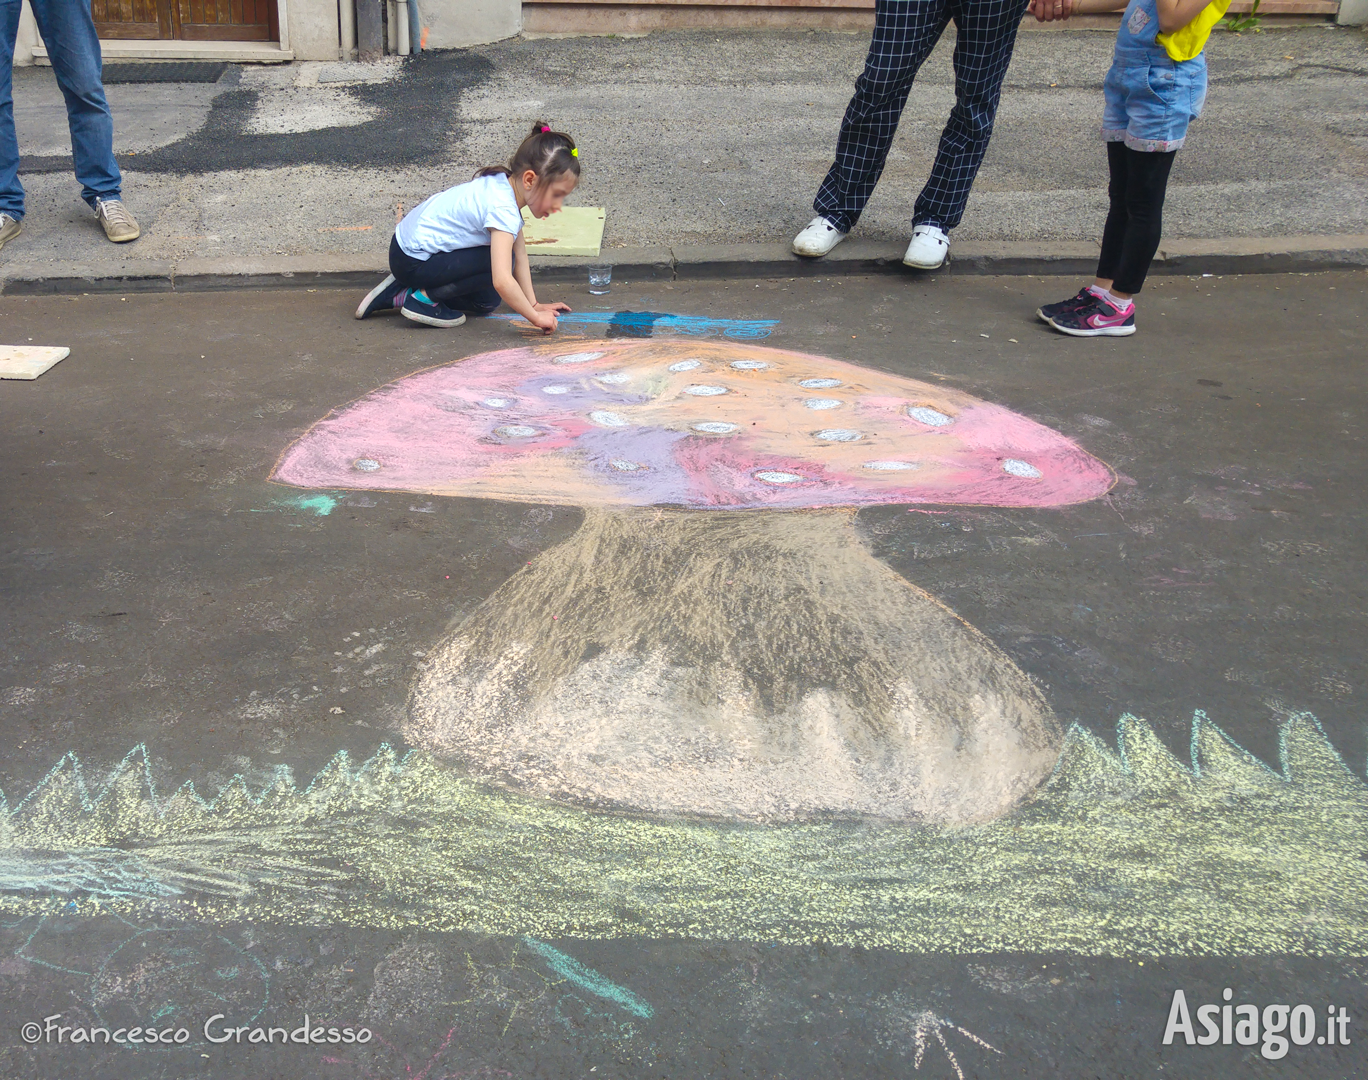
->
[92, 0, 170, 39]
[90, 0, 277, 40]
[175, 0, 276, 40]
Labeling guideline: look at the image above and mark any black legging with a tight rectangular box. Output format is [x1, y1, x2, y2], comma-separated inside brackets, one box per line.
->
[388, 235, 510, 314]
[1096, 142, 1176, 296]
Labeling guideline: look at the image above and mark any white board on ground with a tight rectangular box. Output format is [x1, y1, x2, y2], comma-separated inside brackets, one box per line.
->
[0, 346, 69, 380]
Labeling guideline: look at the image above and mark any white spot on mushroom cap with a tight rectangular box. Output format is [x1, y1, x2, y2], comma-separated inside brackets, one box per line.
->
[543, 385, 571, 395]
[610, 459, 645, 471]
[730, 360, 768, 370]
[685, 385, 729, 397]
[799, 378, 842, 389]
[1003, 459, 1043, 478]
[805, 398, 843, 410]
[693, 421, 738, 434]
[554, 351, 604, 365]
[908, 405, 953, 427]
[495, 425, 539, 438]
[353, 458, 381, 472]
[815, 429, 861, 442]
[482, 397, 513, 408]
[755, 471, 806, 484]
[864, 460, 920, 471]
[589, 410, 630, 427]
[596, 372, 631, 384]
[668, 359, 702, 372]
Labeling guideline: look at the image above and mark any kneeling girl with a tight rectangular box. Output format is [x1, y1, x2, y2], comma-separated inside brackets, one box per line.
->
[357, 123, 578, 333]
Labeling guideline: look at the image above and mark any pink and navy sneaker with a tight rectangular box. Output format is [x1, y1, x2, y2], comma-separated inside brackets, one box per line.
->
[1048, 294, 1136, 338]
[1037, 286, 1101, 324]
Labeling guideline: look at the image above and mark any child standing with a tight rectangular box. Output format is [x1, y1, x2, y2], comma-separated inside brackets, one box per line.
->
[356, 123, 579, 332]
[1036, 0, 1228, 337]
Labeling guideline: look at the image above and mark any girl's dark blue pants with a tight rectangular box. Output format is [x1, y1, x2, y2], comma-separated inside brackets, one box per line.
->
[388, 235, 507, 314]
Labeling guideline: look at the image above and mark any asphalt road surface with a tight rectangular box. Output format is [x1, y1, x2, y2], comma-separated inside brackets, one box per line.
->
[0, 269, 1365, 1079]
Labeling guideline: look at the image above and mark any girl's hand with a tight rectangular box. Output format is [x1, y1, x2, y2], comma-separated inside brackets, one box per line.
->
[536, 301, 573, 315]
[529, 309, 559, 333]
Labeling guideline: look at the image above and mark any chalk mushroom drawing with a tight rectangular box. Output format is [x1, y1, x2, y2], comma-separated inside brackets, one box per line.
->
[273, 340, 1114, 823]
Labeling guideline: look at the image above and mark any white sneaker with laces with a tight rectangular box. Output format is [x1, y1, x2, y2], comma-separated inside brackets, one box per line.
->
[792, 216, 847, 258]
[902, 224, 949, 270]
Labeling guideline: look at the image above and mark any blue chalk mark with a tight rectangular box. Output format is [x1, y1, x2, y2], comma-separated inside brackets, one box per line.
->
[249, 493, 340, 517]
[521, 937, 654, 1019]
[287, 494, 338, 516]
[494, 311, 778, 339]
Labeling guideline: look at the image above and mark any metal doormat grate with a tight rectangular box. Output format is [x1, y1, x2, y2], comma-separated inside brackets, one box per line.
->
[102, 62, 228, 84]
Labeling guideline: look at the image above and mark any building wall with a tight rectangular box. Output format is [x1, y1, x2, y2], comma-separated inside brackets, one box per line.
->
[287, 0, 342, 58]
[10, 0, 520, 64]
[13, 1, 40, 66]
[421, 0, 520, 48]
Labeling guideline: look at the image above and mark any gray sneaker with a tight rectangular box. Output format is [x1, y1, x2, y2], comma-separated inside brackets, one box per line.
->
[94, 197, 140, 243]
[0, 213, 21, 251]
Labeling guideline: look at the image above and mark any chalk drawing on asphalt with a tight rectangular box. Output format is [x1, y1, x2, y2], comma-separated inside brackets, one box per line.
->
[491, 311, 779, 339]
[1, 711, 1364, 956]
[270, 339, 1116, 824]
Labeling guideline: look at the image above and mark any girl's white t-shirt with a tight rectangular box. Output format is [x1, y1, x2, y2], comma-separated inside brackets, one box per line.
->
[395, 174, 524, 261]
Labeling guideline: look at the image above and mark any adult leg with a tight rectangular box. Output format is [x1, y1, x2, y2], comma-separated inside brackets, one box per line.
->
[1106, 146, 1175, 297]
[1, 0, 25, 221]
[28, 0, 120, 207]
[813, 0, 952, 233]
[913, 0, 1024, 231]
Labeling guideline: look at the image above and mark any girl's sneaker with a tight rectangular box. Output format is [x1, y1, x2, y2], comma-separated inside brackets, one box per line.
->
[401, 289, 467, 328]
[1037, 287, 1100, 324]
[355, 274, 406, 319]
[1048, 295, 1136, 337]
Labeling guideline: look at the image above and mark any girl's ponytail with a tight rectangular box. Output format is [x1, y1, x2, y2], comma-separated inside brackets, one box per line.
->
[474, 121, 580, 185]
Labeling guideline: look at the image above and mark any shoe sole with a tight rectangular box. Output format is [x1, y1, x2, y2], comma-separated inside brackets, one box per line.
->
[106, 229, 140, 243]
[1048, 320, 1136, 338]
[401, 307, 466, 328]
[356, 275, 399, 320]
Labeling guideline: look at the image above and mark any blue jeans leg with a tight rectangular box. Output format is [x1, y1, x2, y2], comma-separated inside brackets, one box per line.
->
[28, 0, 121, 208]
[1, 0, 25, 219]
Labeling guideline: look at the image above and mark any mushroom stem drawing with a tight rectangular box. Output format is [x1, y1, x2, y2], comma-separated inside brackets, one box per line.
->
[272, 339, 1115, 823]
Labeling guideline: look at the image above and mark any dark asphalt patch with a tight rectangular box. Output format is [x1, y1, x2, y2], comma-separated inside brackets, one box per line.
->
[16, 50, 495, 178]
[129, 50, 495, 175]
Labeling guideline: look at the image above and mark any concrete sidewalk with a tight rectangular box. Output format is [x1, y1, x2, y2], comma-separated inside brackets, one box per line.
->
[3, 25, 1367, 290]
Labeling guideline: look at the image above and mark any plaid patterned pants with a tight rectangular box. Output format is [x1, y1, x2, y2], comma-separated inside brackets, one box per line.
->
[814, 0, 1027, 234]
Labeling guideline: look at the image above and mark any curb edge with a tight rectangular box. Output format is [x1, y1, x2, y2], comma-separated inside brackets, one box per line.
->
[2, 236, 1366, 295]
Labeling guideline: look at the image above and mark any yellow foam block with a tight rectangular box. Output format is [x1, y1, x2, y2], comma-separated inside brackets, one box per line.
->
[521, 206, 606, 257]
[0, 346, 69, 380]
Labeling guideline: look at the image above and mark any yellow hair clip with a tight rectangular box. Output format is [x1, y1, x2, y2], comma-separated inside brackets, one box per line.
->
[571, 148, 579, 158]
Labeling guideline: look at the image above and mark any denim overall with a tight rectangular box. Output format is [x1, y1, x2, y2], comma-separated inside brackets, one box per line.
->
[1102, 0, 1209, 152]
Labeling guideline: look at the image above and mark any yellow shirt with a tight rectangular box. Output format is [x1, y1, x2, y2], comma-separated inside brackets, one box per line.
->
[1155, 0, 1231, 62]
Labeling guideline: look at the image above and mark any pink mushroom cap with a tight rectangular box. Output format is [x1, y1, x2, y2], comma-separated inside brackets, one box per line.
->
[271, 340, 1116, 510]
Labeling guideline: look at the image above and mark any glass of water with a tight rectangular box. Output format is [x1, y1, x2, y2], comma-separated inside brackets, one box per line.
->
[587, 265, 612, 295]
